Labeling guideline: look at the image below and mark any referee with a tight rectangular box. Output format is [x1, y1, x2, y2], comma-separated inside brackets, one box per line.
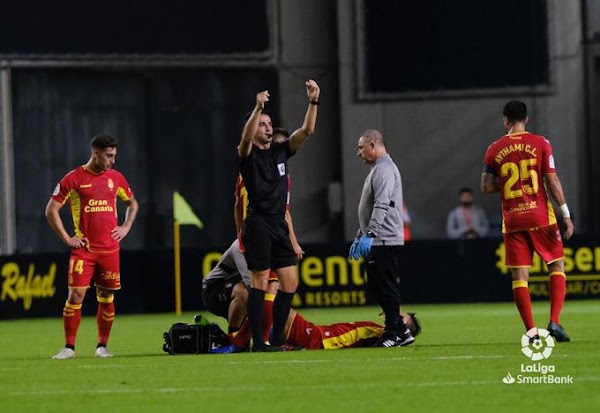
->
[238, 80, 320, 351]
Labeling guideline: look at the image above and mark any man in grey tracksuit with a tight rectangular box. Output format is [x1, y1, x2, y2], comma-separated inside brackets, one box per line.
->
[349, 129, 415, 348]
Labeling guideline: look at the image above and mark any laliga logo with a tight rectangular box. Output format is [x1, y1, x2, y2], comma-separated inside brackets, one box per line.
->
[521, 327, 555, 361]
[501, 327, 573, 385]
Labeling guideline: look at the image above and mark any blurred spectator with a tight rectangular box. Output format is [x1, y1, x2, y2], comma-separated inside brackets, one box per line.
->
[446, 187, 489, 239]
[402, 202, 412, 242]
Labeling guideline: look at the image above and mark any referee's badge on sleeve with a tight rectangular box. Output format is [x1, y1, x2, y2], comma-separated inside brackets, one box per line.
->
[277, 163, 286, 176]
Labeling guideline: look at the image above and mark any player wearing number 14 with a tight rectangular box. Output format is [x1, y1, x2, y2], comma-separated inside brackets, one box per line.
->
[481, 101, 574, 342]
[45, 135, 139, 359]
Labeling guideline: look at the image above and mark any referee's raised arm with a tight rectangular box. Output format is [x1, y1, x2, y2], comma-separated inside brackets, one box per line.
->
[238, 90, 269, 159]
[288, 79, 320, 153]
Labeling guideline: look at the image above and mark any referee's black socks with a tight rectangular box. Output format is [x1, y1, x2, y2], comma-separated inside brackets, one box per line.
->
[248, 288, 265, 349]
[271, 291, 294, 346]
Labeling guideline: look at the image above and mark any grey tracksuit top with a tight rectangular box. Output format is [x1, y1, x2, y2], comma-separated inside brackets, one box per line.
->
[357, 154, 404, 246]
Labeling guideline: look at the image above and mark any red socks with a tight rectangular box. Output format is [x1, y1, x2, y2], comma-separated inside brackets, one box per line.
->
[97, 295, 115, 346]
[512, 281, 535, 331]
[262, 293, 275, 342]
[231, 319, 251, 347]
[63, 301, 82, 348]
[230, 293, 276, 347]
[61, 295, 116, 349]
[549, 272, 566, 324]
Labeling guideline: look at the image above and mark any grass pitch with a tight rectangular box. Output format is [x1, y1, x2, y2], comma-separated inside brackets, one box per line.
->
[1, 300, 599, 412]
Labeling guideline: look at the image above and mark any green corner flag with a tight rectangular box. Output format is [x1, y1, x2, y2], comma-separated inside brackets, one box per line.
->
[173, 191, 204, 229]
[172, 191, 203, 315]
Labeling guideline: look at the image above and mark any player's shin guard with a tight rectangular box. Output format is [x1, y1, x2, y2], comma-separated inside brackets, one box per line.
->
[271, 291, 294, 346]
[262, 293, 275, 342]
[549, 272, 567, 324]
[248, 288, 265, 348]
[63, 301, 82, 349]
[512, 280, 535, 331]
[97, 295, 115, 347]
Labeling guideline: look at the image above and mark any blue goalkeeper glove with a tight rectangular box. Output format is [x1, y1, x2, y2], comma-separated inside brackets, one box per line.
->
[350, 235, 373, 260]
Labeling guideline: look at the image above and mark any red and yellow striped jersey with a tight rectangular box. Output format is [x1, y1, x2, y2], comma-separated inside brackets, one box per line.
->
[483, 132, 557, 233]
[234, 173, 249, 223]
[51, 166, 134, 251]
[286, 312, 384, 350]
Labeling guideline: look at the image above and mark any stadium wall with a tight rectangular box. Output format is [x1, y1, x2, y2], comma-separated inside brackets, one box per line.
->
[336, 0, 588, 240]
[0, 0, 596, 255]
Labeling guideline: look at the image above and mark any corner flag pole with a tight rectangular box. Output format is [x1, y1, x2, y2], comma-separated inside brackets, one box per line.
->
[173, 219, 182, 315]
[173, 191, 204, 316]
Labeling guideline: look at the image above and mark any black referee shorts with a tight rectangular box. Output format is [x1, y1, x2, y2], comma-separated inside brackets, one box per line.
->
[242, 214, 298, 271]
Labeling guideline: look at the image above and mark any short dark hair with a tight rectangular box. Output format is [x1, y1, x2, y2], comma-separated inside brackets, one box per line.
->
[407, 312, 422, 337]
[272, 127, 290, 139]
[503, 101, 527, 123]
[91, 134, 118, 150]
[459, 187, 473, 195]
[243, 111, 271, 123]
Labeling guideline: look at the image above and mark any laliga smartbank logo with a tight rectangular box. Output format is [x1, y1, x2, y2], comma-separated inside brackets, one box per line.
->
[502, 328, 573, 385]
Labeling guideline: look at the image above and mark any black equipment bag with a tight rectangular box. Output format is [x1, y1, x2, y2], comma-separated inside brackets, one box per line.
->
[162, 322, 229, 355]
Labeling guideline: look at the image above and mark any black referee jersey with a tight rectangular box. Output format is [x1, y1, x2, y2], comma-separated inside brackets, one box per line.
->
[239, 141, 295, 216]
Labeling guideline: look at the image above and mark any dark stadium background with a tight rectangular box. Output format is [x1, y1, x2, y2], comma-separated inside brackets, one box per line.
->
[1, 0, 599, 317]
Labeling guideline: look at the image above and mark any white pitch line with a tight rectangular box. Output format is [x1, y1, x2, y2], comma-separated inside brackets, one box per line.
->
[0, 353, 575, 371]
[223, 354, 553, 365]
[0, 364, 127, 372]
[5, 376, 600, 397]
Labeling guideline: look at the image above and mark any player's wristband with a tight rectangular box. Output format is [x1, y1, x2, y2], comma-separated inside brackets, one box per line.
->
[309, 100, 320, 105]
[559, 203, 570, 218]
